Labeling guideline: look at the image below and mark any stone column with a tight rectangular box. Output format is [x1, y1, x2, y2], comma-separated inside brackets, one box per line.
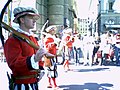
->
[48, 0, 64, 25]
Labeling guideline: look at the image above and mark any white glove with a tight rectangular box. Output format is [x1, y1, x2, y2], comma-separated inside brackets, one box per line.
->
[34, 48, 54, 62]
[34, 48, 47, 62]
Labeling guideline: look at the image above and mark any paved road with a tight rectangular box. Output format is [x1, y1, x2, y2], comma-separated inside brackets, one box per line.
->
[1, 62, 120, 90]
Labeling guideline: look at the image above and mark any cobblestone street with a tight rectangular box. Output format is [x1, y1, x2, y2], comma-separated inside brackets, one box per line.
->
[1, 61, 120, 90]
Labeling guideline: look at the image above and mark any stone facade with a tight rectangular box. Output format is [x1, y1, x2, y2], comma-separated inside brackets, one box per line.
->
[96, 0, 120, 34]
[36, 0, 77, 34]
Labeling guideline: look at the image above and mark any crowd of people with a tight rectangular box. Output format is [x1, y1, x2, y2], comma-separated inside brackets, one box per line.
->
[1, 6, 120, 90]
[57, 27, 120, 67]
[57, 29, 120, 67]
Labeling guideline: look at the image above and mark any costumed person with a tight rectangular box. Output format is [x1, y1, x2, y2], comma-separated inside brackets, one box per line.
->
[44, 25, 59, 89]
[62, 28, 74, 71]
[4, 7, 54, 90]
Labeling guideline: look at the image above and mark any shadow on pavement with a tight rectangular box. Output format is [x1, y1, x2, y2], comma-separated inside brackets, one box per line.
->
[72, 67, 110, 72]
[59, 82, 113, 90]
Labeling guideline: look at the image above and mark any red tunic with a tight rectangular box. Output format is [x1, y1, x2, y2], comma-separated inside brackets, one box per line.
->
[44, 37, 57, 55]
[4, 34, 39, 84]
[64, 35, 74, 49]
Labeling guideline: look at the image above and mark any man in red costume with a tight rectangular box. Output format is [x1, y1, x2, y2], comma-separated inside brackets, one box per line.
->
[62, 28, 74, 71]
[44, 25, 59, 89]
[4, 7, 54, 90]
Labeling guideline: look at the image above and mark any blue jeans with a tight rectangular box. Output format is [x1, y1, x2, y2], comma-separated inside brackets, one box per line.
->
[74, 47, 83, 64]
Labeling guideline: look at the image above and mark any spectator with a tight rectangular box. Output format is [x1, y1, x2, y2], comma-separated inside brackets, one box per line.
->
[58, 25, 64, 39]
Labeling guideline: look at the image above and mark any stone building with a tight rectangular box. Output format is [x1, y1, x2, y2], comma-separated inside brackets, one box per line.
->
[36, 0, 77, 35]
[7, 0, 78, 39]
[91, 0, 120, 35]
[88, 0, 120, 36]
[78, 18, 90, 36]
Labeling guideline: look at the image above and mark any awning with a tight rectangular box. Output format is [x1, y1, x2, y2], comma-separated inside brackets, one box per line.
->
[105, 24, 120, 29]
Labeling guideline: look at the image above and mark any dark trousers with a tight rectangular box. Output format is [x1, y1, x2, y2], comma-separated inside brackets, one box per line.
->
[74, 47, 83, 64]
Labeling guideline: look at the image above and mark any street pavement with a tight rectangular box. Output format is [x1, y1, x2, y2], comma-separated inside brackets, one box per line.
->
[1, 61, 120, 90]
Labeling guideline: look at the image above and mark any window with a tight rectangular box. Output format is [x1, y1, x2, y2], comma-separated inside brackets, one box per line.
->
[109, 2, 113, 10]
